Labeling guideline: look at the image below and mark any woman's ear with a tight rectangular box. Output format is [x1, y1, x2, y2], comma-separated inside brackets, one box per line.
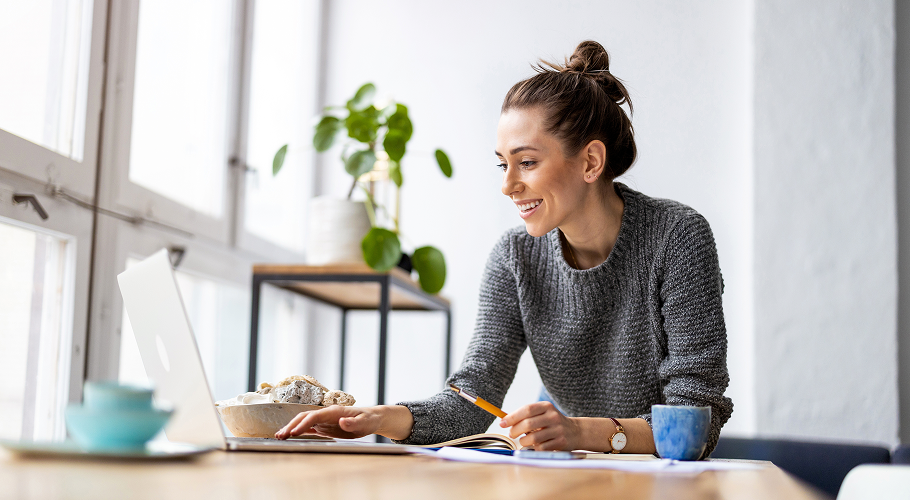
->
[582, 140, 607, 183]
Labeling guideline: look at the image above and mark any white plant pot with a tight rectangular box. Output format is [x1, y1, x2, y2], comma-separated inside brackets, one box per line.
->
[306, 196, 371, 265]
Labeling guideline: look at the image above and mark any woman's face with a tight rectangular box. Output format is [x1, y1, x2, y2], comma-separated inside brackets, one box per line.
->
[496, 107, 589, 237]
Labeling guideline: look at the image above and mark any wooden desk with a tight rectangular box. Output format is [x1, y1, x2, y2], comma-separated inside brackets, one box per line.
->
[0, 451, 824, 500]
[0, 449, 827, 500]
[248, 264, 452, 407]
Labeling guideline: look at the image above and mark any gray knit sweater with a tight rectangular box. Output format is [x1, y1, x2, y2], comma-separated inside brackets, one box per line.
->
[396, 183, 733, 457]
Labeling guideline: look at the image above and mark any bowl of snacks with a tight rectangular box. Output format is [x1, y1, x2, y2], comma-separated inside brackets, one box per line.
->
[215, 375, 355, 438]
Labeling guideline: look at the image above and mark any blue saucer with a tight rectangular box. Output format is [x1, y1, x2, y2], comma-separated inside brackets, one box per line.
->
[65, 405, 173, 451]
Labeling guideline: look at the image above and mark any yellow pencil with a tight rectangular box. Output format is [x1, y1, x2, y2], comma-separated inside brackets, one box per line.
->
[448, 384, 507, 419]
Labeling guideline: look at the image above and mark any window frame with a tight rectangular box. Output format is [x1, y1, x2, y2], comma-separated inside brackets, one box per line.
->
[101, 0, 244, 244]
[233, 0, 321, 261]
[0, 0, 108, 199]
[0, 169, 93, 418]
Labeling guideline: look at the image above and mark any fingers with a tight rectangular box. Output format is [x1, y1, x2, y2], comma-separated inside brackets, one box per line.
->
[275, 406, 351, 440]
[290, 406, 344, 436]
[506, 405, 561, 440]
[275, 410, 311, 439]
[518, 427, 569, 451]
[500, 401, 552, 429]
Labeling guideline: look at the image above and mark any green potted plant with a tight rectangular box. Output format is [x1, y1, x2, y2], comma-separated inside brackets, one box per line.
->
[273, 83, 453, 294]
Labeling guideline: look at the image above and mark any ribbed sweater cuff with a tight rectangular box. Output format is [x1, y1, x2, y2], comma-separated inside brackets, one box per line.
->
[391, 401, 430, 445]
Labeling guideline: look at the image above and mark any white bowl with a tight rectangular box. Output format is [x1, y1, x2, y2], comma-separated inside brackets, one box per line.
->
[216, 403, 322, 438]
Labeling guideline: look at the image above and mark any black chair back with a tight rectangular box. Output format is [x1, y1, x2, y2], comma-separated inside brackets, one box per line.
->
[710, 437, 891, 498]
[892, 444, 910, 464]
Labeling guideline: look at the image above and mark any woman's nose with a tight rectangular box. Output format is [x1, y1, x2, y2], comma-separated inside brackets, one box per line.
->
[501, 167, 520, 197]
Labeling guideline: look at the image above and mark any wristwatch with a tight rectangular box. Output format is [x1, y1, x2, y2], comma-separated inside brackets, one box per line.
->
[608, 417, 626, 454]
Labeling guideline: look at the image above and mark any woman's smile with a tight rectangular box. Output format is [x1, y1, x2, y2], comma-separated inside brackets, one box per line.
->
[516, 199, 542, 218]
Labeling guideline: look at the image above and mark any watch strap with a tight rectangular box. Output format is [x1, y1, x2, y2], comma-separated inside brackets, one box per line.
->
[609, 417, 624, 432]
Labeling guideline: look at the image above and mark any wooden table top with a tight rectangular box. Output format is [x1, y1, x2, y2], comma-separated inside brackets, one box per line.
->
[252, 262, 450, 310]
[0, 448, 827, 500]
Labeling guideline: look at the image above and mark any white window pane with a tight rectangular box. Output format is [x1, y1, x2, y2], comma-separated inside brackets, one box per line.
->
[128, 0, 234, 218]
[119, 261, 250, 403]
[0, 219, 74, 441]
[244, 0, 319, 251]
[0, 0, 93, 160]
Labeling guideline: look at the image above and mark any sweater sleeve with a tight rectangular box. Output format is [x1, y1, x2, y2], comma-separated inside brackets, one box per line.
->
[393, 233, 528, 445]
[637, 213, 733, 459]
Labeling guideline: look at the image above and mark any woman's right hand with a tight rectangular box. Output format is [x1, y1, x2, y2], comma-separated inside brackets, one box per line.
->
[274, 404, 413, 441]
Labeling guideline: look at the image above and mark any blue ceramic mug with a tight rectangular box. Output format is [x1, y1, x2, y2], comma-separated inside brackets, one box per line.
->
[651, 404, 711, 461]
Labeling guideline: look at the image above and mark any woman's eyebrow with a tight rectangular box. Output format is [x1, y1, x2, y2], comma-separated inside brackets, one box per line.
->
[494, 146, 539, 157]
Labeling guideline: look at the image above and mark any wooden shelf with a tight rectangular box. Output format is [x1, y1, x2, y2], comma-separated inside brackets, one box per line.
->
[252, 263, 450, 311]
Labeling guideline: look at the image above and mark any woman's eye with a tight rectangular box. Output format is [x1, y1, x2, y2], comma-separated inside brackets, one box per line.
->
[496, 163, 507, 172]
[520, 161, 536, 169]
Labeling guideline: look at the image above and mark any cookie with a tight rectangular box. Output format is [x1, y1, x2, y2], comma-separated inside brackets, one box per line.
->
[276, 375, 328, 392]
[322, 390, 356, 406]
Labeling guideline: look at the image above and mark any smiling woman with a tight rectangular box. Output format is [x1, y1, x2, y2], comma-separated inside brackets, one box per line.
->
[274, 41, 732, 459]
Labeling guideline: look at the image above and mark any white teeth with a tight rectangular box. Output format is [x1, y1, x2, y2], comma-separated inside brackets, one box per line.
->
[518, 200, 541, 211]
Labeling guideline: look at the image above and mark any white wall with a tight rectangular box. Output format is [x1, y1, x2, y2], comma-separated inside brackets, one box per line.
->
[313, 0, 757, 433]
[752, 0, 897, 445]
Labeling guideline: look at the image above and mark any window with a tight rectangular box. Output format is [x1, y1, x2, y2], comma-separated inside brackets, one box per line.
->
[1, 0, 326, 432]
[0, 0, 101, 441]
[127, 0, 236, 218]
[0, 0, 93, 160]
[0, 218, 75, 441]
[241, 0, 322, 252]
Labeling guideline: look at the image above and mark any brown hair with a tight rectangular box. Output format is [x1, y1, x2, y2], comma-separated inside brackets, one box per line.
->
[501, 40, 637, 179]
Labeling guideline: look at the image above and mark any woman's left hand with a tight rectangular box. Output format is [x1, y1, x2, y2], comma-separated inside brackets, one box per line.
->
[499, 401, 581, 451]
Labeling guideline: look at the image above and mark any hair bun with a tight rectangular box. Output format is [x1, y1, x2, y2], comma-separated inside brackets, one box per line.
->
[566, 40, 611, 74]
[542, 40, 630, 108]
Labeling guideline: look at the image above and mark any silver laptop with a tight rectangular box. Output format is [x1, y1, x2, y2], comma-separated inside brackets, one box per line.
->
[117, 249, 418, 454]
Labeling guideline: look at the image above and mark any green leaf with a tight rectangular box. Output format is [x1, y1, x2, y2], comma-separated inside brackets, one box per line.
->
[272, 144, 288, 176]
[435, 149, 453, 178]
[347, 83, 376, 111]
[345, 149, 377, 178]
[383, 130, 407, 162]
[345, 106, 380, 143]
[411, 246, 446, 294]
[361, 228, 401, 272]
[314, 116, 341, 151]
[386, 104, 412, 142]
[389, 160, 403, 187]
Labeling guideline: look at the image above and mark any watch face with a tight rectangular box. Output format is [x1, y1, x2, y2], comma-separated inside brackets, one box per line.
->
[611, 432, 627, 451]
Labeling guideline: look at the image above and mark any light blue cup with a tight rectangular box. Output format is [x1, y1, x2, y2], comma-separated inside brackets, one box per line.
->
[651, 404, 711, 461]
[66, 382, 172, 451]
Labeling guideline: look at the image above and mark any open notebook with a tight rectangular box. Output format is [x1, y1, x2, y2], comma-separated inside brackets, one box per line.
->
[420, 433, 520, 451]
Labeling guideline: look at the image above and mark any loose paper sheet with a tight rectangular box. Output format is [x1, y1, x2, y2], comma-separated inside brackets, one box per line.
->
[430, 447, 763, 473]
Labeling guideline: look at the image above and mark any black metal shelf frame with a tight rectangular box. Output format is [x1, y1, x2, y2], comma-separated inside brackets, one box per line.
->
[247, 272, 452, 408]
